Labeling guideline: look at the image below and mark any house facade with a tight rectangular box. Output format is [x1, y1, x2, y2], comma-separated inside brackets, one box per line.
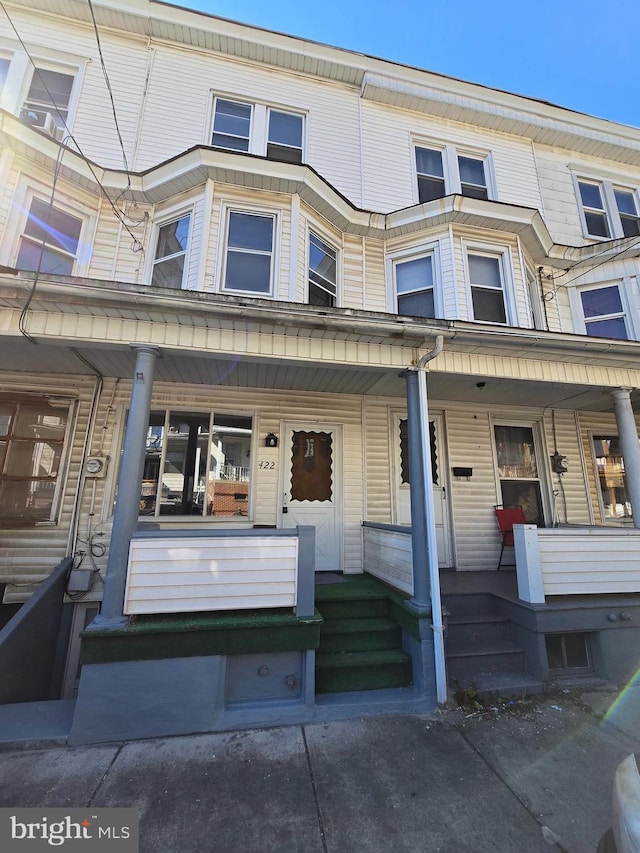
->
[1, 0, 640, 742]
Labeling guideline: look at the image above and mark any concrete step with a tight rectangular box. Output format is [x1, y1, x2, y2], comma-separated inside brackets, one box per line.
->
[319, 617, 402, 653]
[446, 642, 527, 682]
[441, 592, 498, 619]
[316, 649, 413, 694]
[462, 672, 545, 700]
[446, 616, 511, 647]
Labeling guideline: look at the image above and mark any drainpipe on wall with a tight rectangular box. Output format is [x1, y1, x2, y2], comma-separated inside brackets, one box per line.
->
[405, 334, 448, 705]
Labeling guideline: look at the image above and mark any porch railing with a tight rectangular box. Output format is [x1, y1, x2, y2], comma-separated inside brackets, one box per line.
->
[124, 526, 315, 617]
[362, 521, 414, 595]
[513, 524, 640, 603]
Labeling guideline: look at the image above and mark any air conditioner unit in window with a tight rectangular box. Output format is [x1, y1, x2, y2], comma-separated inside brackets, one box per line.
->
[40, 112, 65, 142]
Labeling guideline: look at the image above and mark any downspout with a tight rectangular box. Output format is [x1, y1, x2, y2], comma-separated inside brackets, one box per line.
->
[412, 334, 447, 705]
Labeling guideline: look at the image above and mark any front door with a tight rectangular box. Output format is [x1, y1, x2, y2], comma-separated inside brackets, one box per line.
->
[281, 423, 342, 572]
[394, 413, 452, 568]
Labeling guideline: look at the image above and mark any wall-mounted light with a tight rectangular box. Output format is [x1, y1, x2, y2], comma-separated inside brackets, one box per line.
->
[265, 433, 278, 448]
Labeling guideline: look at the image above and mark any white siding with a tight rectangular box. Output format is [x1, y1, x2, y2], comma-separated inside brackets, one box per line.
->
[124, 535, 298, 614]
[361, 101, 542, 213]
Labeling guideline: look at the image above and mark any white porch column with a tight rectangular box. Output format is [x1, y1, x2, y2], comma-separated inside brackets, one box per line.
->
[96, 345, 160, 625]
[611, 388, 640, 529]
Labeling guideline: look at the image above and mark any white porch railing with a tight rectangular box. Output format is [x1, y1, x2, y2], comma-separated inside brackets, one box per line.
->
[513, 524, 640, 603]
[362, 522, 414, 595]
[124, 526, 315, 616]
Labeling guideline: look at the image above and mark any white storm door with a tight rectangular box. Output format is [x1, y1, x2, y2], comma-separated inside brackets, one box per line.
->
[394, 413, 452, 568]
[281, 423, 342, 572]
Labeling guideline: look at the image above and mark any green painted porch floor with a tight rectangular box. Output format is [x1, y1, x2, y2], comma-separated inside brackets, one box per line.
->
[315, 574, 413, 694]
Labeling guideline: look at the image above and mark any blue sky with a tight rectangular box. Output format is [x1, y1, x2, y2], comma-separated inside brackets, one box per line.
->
[176, 0, 640, 128]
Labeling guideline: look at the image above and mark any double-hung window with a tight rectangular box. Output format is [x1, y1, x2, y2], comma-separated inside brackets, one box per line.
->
[579, 283, 629, 339]
[212, 97, 304, 162]
[592, 435, 631, 520]
[0, 397, 71, 527]
[0, 56, 10, 92]
[21, 66, 74, 129]
[17, 197, 82, 275]
[467, 252, 507, 324]
[415, 144, 491, 203]
[308, 231, 337, 306]
[151, 214, 191, 289]
[223, 210, 275, 295]
[577, 178, 640, 239]
[394, 254, 436, 319]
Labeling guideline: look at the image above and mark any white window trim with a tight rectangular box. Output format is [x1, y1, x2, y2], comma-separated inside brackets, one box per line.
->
[413, 138, 496, 203]
[4, 180, 94, 276]
[146, 202, 195, 290]
[386, 240, 442, 318]
[572, 173, 640, 240]
[218, 203, 280, 298]
[569, 278, 636, 339]
[305, 221, 342, 307]
[462, 241, 516, 326]
[208, 92, 306, 160]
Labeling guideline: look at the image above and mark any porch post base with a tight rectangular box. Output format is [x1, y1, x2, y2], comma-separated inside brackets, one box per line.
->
[405, 598, 432, 617]
[85, 614, 130, 631]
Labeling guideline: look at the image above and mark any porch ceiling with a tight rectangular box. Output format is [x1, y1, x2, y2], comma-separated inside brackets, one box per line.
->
[0, 337, 623, 412]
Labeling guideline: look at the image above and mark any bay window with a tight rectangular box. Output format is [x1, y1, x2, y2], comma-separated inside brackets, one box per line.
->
[468, 251, 507, 324]
[308, 231, 337, 306]
[223, 210, 275, 295]
[151, 213, 191, 289]
[17, 197, 82, 275]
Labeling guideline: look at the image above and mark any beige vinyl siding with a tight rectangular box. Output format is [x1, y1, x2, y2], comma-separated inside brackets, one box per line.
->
[0, 373, 101, 602]
[363, 238, 387, 313]
[135, 46, 363, 202]
[363, 397, 397, 523]
[541, 409, 591, 525]
[0, 150, 17, 236]
[360, 101, 542, 213]
[90, 201, 151, 283]
[343, 234, 365, 309]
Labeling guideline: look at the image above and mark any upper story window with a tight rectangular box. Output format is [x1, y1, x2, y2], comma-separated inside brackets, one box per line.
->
[394, 254, 436, 319]
[0, 396, 71, 527]
[223, 210, 275, 295]
[308, 231, 337, 307]
[151, 214, 191, 289]
[467, 251, 507, 324]
[577, 179, 640, 239]
[0, 57, 9, 91]
[16, 197, 82, 275]
[579, 283, 629, 339]
[21, 66, 74, 130]
[211, 97, 304, 163]
[415, 144, 491, 204]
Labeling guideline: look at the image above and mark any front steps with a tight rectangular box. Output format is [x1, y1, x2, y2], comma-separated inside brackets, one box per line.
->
[443, 592, 543, 698]
[315, 575, 413, 694]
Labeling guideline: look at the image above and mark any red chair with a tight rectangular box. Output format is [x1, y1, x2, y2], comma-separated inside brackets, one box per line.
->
[494, 505, 527, 570]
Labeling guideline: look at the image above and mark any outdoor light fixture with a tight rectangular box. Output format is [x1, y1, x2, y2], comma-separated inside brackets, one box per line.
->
[265, 433, 278, 448]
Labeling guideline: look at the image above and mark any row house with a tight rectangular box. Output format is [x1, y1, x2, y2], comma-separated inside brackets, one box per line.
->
[1, 0, 640, 743]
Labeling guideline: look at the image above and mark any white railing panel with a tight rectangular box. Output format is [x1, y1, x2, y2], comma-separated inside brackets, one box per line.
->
[363, 523, 413, 595]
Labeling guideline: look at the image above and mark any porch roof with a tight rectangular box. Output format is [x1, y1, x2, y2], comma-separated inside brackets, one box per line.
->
[1, 272, 640, 412]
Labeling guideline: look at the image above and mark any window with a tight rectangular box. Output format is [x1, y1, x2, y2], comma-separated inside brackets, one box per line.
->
[267, 109, 303, 163]
[494, 424, 544, 525]
[211, 98, 251, 152]
[468, 252, 506, 324]
[579, 284, 628, 339]
[21, 67, 74, 128]
[0, 397, 70, 527]
[151, 214, 191, 289]
[592, 435, 631, 520]
[139, 410, 253, 518]
[415, 144, 491, 203]
[211, 97, 304, 162]
[223, 210, 275, 294]
[308, 231, 337, 306]
[545, 633, 591, 674]
[395, 254, 436, 318]
[577, 178, 640, 239]
[16, 197, 82, 275]
[0, 57, 9, 91]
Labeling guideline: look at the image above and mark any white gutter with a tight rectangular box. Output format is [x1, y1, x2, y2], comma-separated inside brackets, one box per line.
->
[415, 335, 448, 706]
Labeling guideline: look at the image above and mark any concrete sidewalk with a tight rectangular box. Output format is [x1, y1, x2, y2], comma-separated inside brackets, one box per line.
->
[0, 687, 638, 852]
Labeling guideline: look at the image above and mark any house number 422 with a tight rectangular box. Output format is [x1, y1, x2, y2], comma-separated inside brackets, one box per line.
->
[259, 461, 276, 469]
